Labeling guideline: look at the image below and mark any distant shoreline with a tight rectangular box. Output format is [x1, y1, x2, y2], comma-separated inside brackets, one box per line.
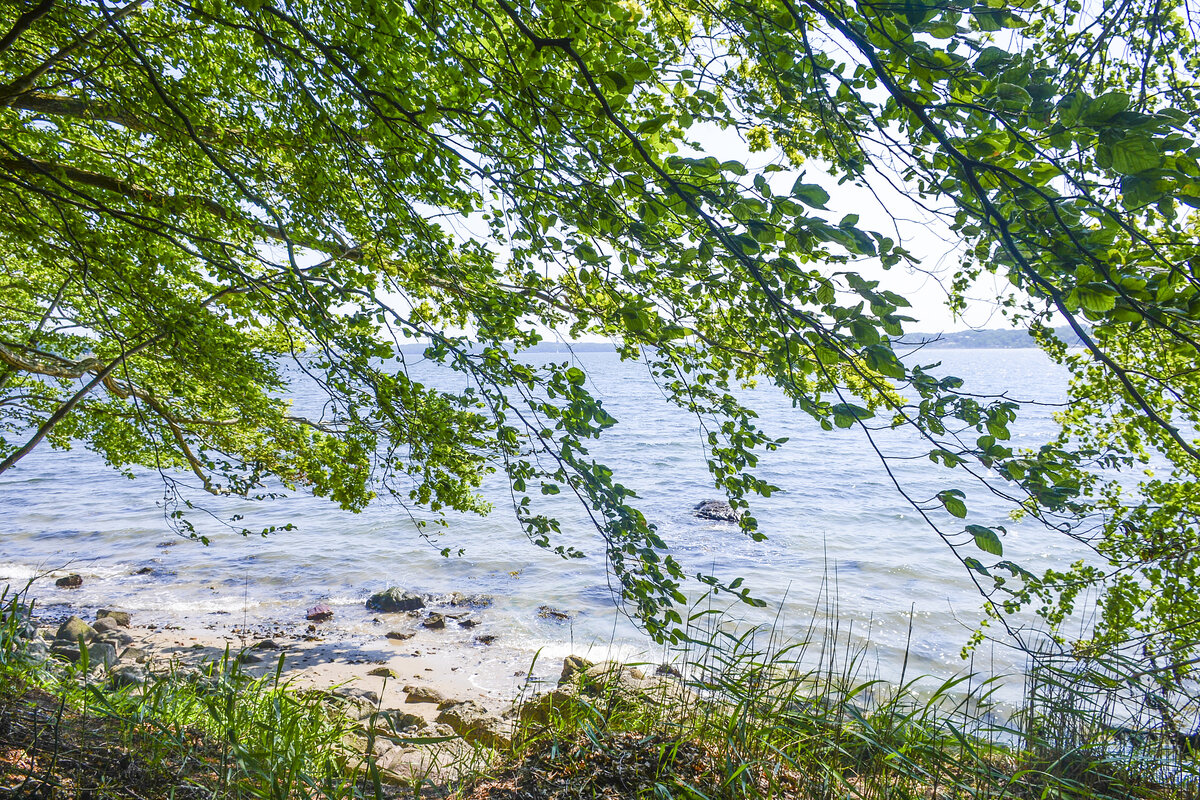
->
[395, 327, 1084, 354]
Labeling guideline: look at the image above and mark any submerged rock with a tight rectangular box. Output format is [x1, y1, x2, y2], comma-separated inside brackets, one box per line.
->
[385, 630, 414, 641]
[537, 605, 575, 621]
[366, 588, 425, 613]
[55, 574, 83, 588]
[692, 499, 740, 522]
[448, 592, 494, 608]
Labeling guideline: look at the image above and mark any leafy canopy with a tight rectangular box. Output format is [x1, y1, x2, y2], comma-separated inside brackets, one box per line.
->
[2, 0, 1199, 656]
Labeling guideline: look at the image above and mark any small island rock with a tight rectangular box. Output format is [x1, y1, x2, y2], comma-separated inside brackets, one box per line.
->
[692, 499, 741, 522]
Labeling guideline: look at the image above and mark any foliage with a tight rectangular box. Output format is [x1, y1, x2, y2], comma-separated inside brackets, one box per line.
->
[0, 607, 371, 798]
[489, 596, 1200, 799]
[1, 0, 1199, 655]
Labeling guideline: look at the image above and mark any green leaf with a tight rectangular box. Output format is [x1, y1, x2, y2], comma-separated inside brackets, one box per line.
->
[995, 83, 1032, 108]
[966, 524, 1003, 556]
[1084, 91, 1131, 124]
[938, 490, 968, 518]
[791, 181, 830, 209]
[1109, 135, 1161, 175]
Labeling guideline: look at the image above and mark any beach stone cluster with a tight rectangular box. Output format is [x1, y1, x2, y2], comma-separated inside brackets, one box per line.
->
[2, 602, 149, 688]
[365, 587, 495, 642]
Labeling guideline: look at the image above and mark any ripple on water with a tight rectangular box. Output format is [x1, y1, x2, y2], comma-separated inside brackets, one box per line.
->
[0, 349, 1083, 703]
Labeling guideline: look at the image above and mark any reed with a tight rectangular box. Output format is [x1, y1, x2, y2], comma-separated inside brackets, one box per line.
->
[3, 582, 1199, 799]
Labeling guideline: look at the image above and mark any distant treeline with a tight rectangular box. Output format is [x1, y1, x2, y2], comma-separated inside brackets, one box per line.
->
[899, 327, 1085, 349]
[397, 329, 1085, 355]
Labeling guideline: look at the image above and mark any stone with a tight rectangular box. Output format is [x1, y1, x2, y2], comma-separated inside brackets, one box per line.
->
[51, 642, 81, 663]
[333, 686, 380, 706]
[435, 701, 511, 749]
[56, 616, 96, 644]
[448, 592, 494, 608]
[402, 684, 446, 705]
[578, 663, 652, 698]
[474, 634, 497, 645]
[331, 688, 380, 720]
[385, 630, 414, 641]
[237, 651, 265, 664]
[93, 617, 122, 634]
[537, 605, 575, 621]
[133, 566, 154, 575]
[96, 609, 132, 627]
[98, 631, 134, 647]
[421, 613, 445, 630]
[380, 710, 425, 731]
[87, 641, 119, 670]
[24, 639, 49, 662]
[559, 655, 595, 685]
[251, 639, 280, 650]
[520, 687, 585, 725]
[457, 618, 480, 628]
[692, 499, 740, 522]
[365, 588, 424, 613]
[120, 646, 150, 664]
[368, 667, 398, 678]
[306, 604, 334, 622]
[110, 665, 148, 688]
[55, 573, 83, 588]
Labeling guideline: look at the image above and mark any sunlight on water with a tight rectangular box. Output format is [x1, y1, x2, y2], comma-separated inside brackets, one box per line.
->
[0, 347, 1078, 696]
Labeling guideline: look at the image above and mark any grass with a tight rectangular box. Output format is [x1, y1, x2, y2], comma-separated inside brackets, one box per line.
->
[0, 584, 387, 799]
[3, 582, 1199, 800]
[473, 592, 1200, 800]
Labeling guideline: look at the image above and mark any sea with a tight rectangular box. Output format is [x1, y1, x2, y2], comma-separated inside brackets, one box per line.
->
[0, 346, 1090, 703]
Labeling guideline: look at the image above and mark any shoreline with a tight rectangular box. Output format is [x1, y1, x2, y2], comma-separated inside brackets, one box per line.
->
[12, 579, 648, 722]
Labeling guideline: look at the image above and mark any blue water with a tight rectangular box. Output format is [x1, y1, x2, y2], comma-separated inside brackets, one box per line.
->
[0, 347, 1081, 690]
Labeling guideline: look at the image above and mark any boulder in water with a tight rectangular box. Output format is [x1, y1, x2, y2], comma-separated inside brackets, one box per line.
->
[366, 588, 425, 613]
[692, 499, 740, 522]
[55, 573, 83, 588]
